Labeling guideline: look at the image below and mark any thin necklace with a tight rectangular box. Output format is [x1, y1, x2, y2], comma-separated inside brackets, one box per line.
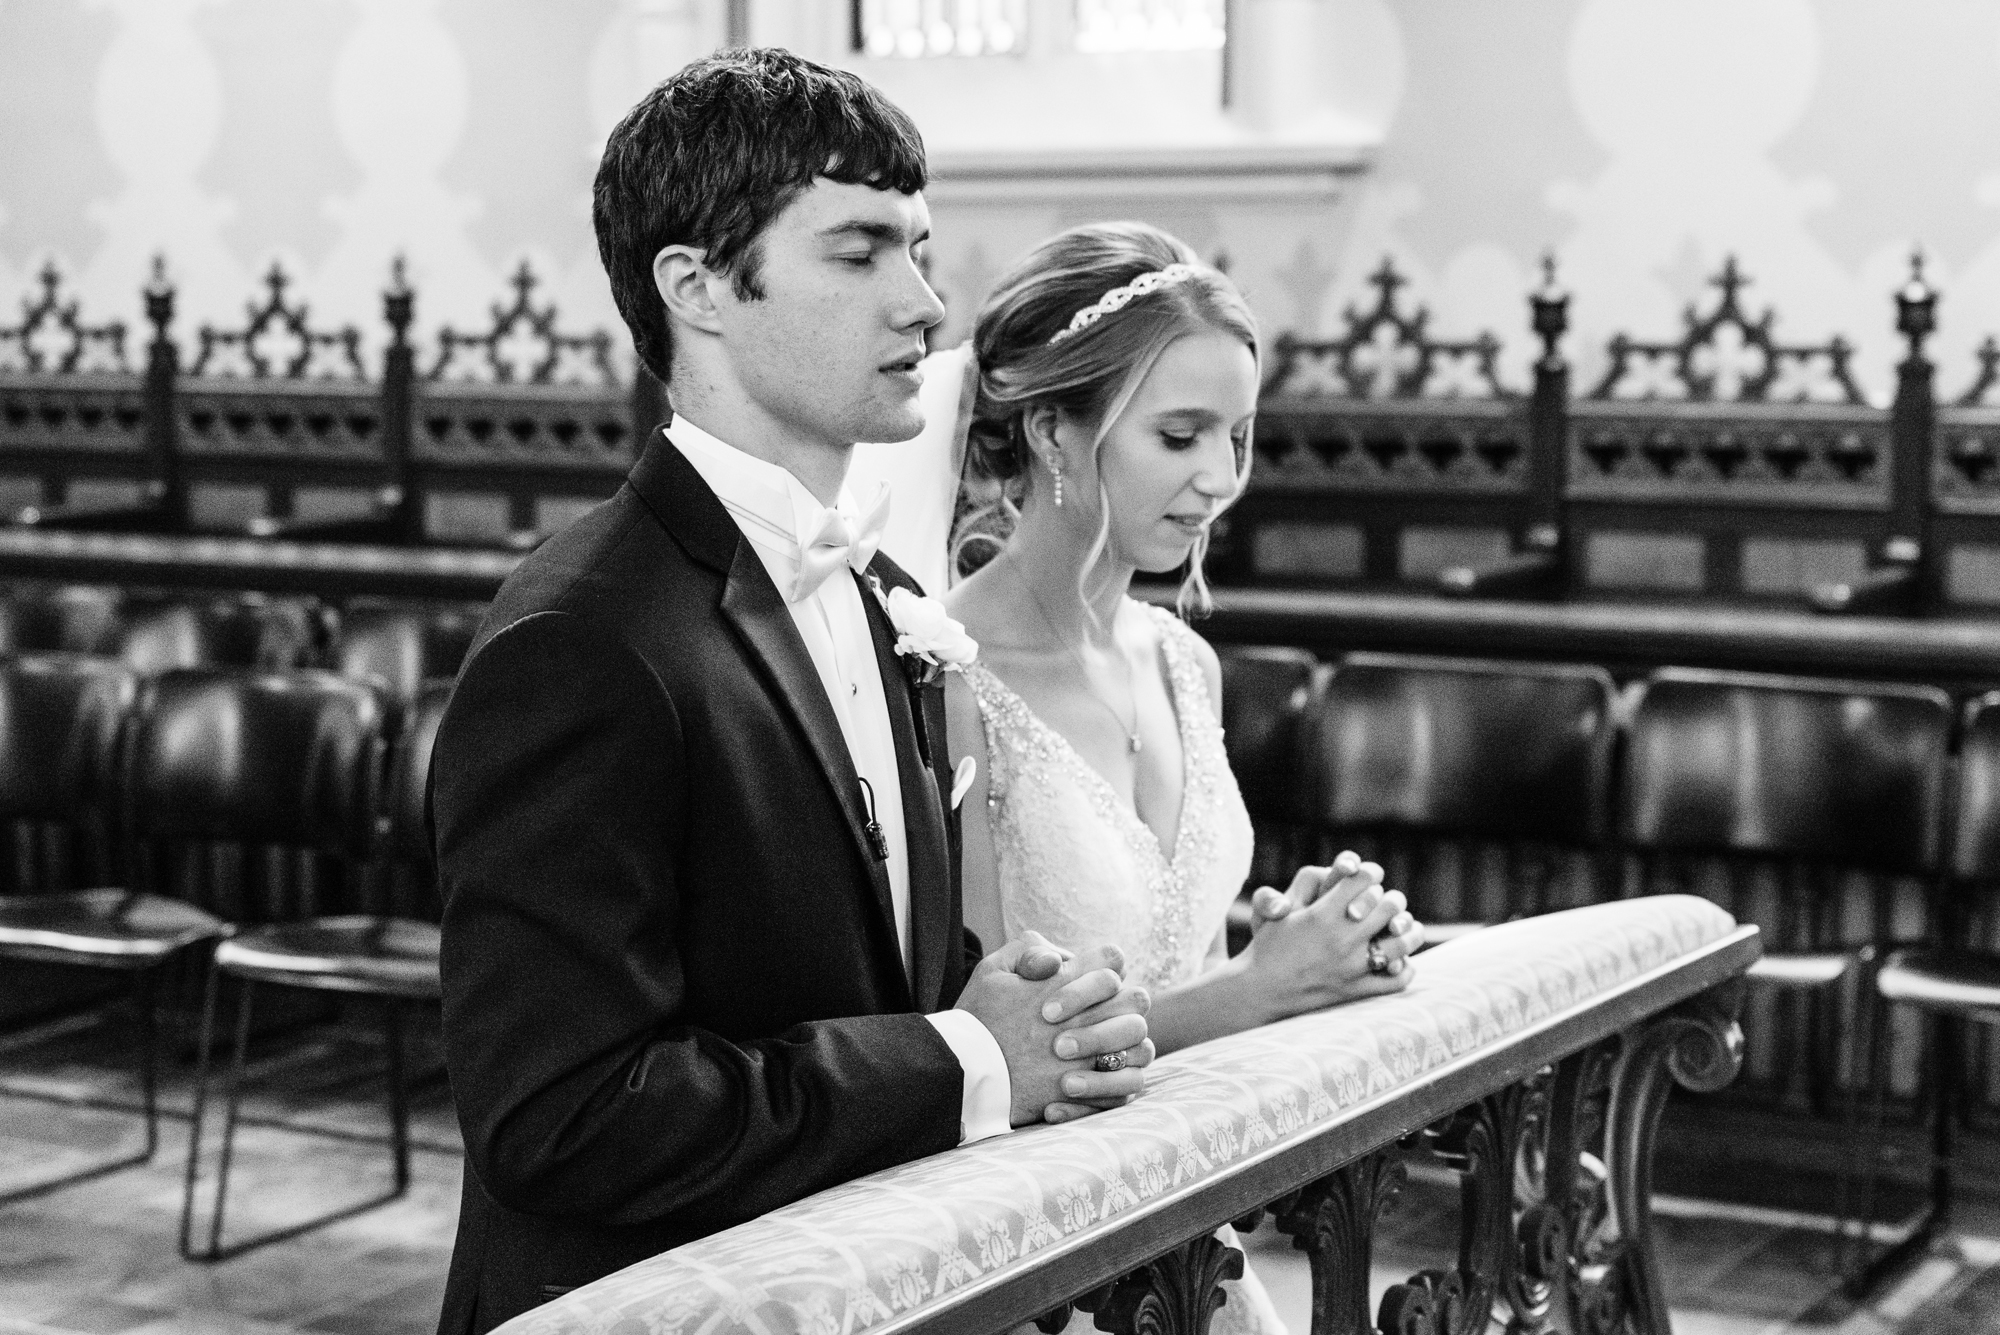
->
[1004, 551, 1143, 755]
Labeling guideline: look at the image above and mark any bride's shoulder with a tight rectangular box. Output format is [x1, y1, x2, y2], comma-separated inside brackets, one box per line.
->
[942, 560, 1014, 642]
[1133, 600, 1224, 715]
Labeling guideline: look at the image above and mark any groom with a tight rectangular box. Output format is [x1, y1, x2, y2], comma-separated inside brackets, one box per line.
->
[429, 48, 1153, 1335]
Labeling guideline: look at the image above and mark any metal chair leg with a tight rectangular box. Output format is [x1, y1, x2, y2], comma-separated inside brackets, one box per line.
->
[181, 977, 420, 1263]
[383, 1000, 410, 1195]
[1848, 1007, 1951, 1297]
[180, 969, 257, 1260]
[0, 965, 163, 1206]
[1834, 955, 1885, 1282]
[134, 967, 159, 1163]
[177, 955, 224, 1257]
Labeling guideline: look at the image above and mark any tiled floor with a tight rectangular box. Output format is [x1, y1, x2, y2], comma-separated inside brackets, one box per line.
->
[0, 1003, 459, 1335]
[2, 1002, 1998, 1334]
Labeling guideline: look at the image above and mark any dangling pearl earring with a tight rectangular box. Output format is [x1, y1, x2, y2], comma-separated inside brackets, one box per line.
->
[1051, 459, 1065, 508]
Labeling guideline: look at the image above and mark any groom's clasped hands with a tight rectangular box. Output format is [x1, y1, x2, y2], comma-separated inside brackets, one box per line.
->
[954, 931, 1154, 1127]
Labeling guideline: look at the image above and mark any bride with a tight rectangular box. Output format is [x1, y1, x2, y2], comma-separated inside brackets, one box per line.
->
[883, 222, 1427, 1335]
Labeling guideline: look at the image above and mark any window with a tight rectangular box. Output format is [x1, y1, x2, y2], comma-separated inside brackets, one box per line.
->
[856, 0, 1026, 57]
[1073, 0, 1225, 53]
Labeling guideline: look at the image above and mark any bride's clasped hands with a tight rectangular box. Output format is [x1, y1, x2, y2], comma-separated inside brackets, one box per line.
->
[1235, 852, 1428, 1016]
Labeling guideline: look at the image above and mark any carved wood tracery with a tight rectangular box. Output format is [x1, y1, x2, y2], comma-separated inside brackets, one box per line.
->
[1588, 257, 1864, 407]
[1273, 1149, 1410, 1335]
[0, 262, 130, 375]
[1264, 258, 1512, 403]
[1234, 986, 1746, 1335]
[1088, 1233, 1247, 1335]
[429, 260, 618, 388]
[191, 263, 365, 381]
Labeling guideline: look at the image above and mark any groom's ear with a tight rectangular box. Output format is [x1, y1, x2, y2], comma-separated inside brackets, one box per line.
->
[653, 245, 726, 336]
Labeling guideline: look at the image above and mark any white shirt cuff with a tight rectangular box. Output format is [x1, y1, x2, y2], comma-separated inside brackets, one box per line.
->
[924, 1008, 1014, 1143]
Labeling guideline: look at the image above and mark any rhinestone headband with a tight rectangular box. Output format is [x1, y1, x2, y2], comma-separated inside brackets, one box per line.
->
[1046, 263, 1200, 346]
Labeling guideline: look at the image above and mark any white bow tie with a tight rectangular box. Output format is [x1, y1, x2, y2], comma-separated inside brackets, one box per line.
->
[790, 486, 891, 603]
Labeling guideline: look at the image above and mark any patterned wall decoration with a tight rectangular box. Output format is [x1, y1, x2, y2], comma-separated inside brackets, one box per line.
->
[9, 0, 2000, 407]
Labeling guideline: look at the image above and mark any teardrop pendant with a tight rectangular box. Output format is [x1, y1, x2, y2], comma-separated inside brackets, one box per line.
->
[1129, 733, 1143, 754]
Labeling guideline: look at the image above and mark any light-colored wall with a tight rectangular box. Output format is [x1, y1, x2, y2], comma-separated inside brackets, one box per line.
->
[2, 0, 1997, 400]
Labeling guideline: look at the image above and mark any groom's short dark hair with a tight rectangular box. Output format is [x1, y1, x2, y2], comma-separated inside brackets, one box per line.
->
[594, 47, 929, 384]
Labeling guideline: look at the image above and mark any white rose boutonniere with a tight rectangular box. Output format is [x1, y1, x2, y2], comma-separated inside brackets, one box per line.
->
[869, 579, 978, 686]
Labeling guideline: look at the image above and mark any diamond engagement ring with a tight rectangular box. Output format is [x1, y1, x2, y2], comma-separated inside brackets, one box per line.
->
[1366, 942, 1392, 976]
[1093, 1052, 1127, 1073]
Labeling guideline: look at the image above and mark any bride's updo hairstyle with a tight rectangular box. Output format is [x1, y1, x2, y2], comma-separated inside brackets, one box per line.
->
[953, 221, 1258, 615]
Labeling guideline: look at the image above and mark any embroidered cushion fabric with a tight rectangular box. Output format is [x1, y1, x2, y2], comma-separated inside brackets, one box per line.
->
[498, 894, 1739, 1335]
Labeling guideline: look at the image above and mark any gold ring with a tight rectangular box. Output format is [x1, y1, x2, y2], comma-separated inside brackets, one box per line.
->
[1093, 1051, 1127, 1073]
[1367, 942, 1391, 976]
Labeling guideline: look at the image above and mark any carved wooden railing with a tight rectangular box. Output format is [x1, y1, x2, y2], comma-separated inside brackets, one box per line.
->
[1225, 250, 2000, 615]
[0, 259, 663, 548]
[1566, 256, 1902, 608]
[1238, 259, 1555, 595]
[19, 248, 2000, 611]
[0, 260, 158, 525]
[494, 896, 1758, 1335]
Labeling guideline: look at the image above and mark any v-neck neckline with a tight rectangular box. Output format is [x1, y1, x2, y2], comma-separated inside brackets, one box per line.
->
[973, 607, 1193, 866]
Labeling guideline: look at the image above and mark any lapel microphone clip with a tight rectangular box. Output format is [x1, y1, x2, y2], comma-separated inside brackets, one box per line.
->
[856, 776, 890, 863]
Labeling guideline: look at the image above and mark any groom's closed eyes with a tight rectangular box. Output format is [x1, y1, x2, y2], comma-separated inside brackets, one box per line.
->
[819, 218, 931, 270]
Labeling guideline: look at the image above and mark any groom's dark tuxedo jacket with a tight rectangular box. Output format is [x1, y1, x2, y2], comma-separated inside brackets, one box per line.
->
[430, 430, 980, 1334]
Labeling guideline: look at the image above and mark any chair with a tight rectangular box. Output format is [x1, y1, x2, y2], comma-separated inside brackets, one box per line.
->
[0, 655, 227, 1202]
[108, 592, 321, 673]
[1850, 690, 2000, 1292]
[4, 584, 124, 655]
[1298, 652, 1618, 941]
[331, 601, 480, 704]
[177, 672, 444, 1261]
[1620, 668, 1952, 1258]
[1216, 646, 1320, 948]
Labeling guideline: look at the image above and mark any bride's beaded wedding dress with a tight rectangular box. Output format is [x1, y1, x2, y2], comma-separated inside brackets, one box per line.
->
[963, 601, 1286, 1335]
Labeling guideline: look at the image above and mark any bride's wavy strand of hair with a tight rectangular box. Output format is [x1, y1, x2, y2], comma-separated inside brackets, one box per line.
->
[950, 221, 1258, 619]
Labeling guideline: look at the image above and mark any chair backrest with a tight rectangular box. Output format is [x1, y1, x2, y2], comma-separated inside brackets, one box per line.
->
[1216, 646, 1319, 824]
[1301, 651, 1617, 846]
[126, 669, 386, 861]
[107, 593, 320, 672]
[7, 584, 123, 654]
[1950, 692, 2000, 882]
[384, 681, 451, 868]
[107, 597, 212, 672]
[0, 655, 138, 825]
[0, 655, 139, 892]
[203, 593, 320, 669]
[1620, 667, 1952, 876]
[333, 603, 481, 702]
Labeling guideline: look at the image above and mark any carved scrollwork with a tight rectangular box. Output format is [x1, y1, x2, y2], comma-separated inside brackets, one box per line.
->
[1957, 337, 2000, 410]
[176, 384, 380, 459]
[430, 260, 618, 388]
[0, 262, 131, 375]
[1376, 1268, 1467, 1335]
[1263, 258, 1512, 402]
[1253, 403, 1532, 493]
[1936, 418, 2000, 504]
[1370, 986, 1746, 1335]
[1588, 256, 1865, 405]
[192, 263, 365, 380]
[1048, 1233, 1245, 1335]
[0, 383, 148, 453]
[1566, 409, 1889, 502]
[1273, 1148, 1408, 1335]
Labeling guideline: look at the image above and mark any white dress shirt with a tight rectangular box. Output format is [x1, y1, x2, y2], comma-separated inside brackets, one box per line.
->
[670, 417, 1012, 1144]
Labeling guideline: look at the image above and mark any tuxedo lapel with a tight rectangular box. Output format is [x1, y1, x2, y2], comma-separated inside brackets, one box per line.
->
[640, 440, 903, 995]
[860, 568, 953, 1013]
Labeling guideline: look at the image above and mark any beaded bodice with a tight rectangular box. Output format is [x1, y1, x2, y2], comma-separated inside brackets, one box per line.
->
[964, 602, 1255, 993]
